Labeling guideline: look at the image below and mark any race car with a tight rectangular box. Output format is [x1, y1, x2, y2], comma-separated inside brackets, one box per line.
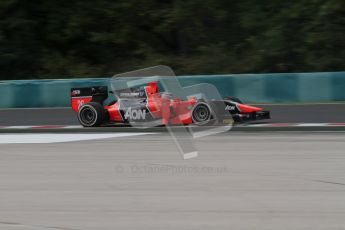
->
[71, 81, 270, 127]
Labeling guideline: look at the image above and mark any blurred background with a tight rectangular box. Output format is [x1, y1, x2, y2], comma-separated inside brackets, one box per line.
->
[1, 0, 345, 80]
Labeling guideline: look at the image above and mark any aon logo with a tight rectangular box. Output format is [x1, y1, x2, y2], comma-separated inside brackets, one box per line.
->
[225, 105, 236, 111]
[124, 108, 146, 120]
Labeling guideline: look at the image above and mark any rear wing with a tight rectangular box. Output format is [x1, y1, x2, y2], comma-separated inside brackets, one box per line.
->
[71, 86, 108, 112]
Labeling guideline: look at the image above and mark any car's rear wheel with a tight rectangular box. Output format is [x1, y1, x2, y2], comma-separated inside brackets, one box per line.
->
[192, 102, 213, 125]
[78, 102, 106, 127]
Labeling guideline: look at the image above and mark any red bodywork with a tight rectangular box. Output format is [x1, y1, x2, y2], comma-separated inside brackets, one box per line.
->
[72, 82, 198, 125]
[71, 81, 269, 125]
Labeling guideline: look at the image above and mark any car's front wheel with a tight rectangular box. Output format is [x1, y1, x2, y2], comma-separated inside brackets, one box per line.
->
[78, 102, 106, 127]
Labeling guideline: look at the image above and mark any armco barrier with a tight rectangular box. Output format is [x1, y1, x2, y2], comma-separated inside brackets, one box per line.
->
[0, 72, 345, 108]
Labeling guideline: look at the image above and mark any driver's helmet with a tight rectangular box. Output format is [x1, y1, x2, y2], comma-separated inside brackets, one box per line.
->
[146, 81, 159, 95]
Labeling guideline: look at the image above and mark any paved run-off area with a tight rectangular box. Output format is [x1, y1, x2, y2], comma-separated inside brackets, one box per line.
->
[0, 132, 345, 229]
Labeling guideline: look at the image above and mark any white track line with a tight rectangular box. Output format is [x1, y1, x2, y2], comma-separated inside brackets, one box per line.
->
[0, 123, 345, 129]
[295, 123, 328, 127]
[0, 133, 154, 144]
[5, 126, 33, 129]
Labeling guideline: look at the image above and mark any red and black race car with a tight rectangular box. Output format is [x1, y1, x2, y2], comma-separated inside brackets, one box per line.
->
[71, 81, 270, 127]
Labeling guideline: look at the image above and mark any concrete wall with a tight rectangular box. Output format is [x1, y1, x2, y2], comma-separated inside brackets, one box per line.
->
[1, 72, 344, 108]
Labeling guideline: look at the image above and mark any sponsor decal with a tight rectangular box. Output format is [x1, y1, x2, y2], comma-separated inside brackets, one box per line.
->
[225, 105, 235, 111]
[139, 90, 145, 97]
[71, 90, 80, 96]
[124, 108, 146, 120]
[78, 100, 85, 108]
[120, 92, 140, 97]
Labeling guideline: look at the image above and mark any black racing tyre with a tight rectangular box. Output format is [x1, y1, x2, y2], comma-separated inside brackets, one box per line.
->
[78, 102, 106, 127]
[192, 102, 213, 125]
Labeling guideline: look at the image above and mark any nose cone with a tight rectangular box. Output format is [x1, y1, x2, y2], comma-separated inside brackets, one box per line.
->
[238, 103, 263, 113]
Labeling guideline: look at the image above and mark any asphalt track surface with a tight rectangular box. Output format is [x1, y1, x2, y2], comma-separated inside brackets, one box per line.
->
[1, 103, 345, 126]
[1, 132, 345, 230]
